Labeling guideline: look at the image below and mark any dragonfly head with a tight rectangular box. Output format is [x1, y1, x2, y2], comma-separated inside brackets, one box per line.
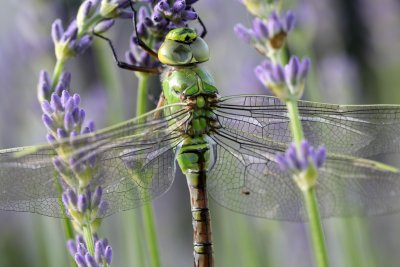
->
[158, 28, 209, 66]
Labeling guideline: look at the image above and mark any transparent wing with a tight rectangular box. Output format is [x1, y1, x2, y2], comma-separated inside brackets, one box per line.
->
[0, 104, 189, 218]
[208, 113, 400, 221]
[217, 95, 400, 158]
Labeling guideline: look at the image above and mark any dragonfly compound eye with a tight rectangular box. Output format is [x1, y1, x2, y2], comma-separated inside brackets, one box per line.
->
[159, 40, 193, 65]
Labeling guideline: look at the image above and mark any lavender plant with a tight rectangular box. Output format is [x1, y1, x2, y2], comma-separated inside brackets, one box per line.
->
[35, 0, 137, 265]
[236, 2, 330, 267]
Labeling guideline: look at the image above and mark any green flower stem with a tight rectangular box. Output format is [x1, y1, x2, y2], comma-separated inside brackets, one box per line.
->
[285, 98, 330, 267]
[303, 186, 329, 267]
[83, 224, 95, 255]
[51, 58, 67, 90]
[136, 73, 162, 267]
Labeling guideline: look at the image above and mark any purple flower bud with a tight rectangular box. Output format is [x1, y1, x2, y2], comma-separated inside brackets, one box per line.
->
[285, 56, 300, 85]
[80, 109, 86, 124]
[78, 194, 88, 212]
[62, 20, 78, 42]
[65, 98, 76, 112]
[64, 112, 75, 131]
[75, 35, 93, 54]
[126, 51, 137, 65]
[41, 101, 54, 115]
[67, 239, 77, 256]
[94, 19, 115, 34]
[61, 90, 71, 105]
[253, 18, 269, 39]
[300, 140, 311, 169]
[182, 10, 197, 20]
[173, 0, 186, 12]
[138, 6, 149, 22]
[67, 188, 78, 207]
[54, 83, 66, 96]
[88, 121, 95, 132]
[72, 107, 81, 124]
[315, 146, 326, 168]
[46, 133, 56, 143]
[234, 24, 253, 44]
[94, 240, 104, 262]
[85, 253, 98, 267]
[57, 128, 68, 139]
[92, 187, 103, 208]
[104, 246, 113, 265]
[51, 19, 64, 44]
[75, 254, 87, 267]
[53, 157, 66, 173]
[270, 65, 285, 84]
[42, 114, 56, 131]
[62, 192, 70, 209]
[284, 11, 295, 32]
[77, 0, 93, 25]
[276, 153, 289, 170]
[268, 11, 283, 36]
[152, 10, 164, 23]
[60, 72, 72, 88]
[298, 57, 311, 81]
[157, 0, 170, 12]
[77, 242, 87, 256]
[51, 93, 63, 111]
[73, 94, 81, 105]
[102, 238, 109, 248]
[37, 70, 51, 101]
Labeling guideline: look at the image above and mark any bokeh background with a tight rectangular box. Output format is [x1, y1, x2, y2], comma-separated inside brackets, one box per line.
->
[1, 0, 400, 266]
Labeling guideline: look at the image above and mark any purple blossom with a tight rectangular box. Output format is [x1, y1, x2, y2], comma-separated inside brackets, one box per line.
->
[67, 237, 112, 267]
[235, 10, 296, 55]
[276, 140, 326, 173]
[254, 56, 311, 99]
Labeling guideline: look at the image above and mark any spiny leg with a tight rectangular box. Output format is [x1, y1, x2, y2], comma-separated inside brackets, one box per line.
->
[93, 32, 162, 74]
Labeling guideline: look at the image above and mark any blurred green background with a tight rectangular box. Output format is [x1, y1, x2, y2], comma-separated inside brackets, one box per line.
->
[1, 0, 400, 266]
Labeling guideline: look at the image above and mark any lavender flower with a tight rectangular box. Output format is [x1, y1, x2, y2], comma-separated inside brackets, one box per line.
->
[235, 11, 295, 56]
[254, 56, 311, 100]
[68, 236, 113, 267]
[37, 70, 111, 263]
[276, 140, 326, 191]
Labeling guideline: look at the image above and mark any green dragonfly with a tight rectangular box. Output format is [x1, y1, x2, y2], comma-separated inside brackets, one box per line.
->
[2, 27, 400, 266]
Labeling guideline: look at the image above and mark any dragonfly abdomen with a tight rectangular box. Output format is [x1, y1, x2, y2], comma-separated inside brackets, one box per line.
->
[176, 137, 214, 267]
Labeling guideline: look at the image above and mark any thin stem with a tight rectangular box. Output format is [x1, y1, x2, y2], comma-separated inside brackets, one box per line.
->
[303, 187, 330, 267]
[51, 58, 66, 90]
[136, 74, 149, 115]
[136, 74, 161, 267]
[285, 99, 304, 145]
[83, 224, 95, 255]
[285, 99, 330, 267]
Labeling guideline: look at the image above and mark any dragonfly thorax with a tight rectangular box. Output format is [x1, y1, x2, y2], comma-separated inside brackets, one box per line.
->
[162, 65, 220, 137]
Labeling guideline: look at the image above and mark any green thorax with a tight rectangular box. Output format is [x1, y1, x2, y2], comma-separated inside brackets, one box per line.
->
[162, 65, 219, 136]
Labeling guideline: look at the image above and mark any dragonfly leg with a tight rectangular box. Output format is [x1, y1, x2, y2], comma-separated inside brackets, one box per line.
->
[93, 32, 162, 74]
[195, 10, 208, 39]
[128, 0, 159, 59]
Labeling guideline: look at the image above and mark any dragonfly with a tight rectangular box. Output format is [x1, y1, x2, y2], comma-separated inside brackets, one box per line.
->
[2, 27, 400, 267]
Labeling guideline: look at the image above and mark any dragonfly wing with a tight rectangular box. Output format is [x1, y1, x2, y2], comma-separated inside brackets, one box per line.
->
[0, 105, 188, 218]
[217, 95, 400, 158]
[208, 117, 400, 221]
[0, 146, 63, 217]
